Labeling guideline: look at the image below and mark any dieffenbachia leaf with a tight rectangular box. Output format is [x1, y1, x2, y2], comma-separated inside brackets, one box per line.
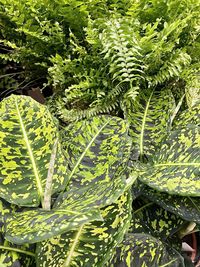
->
[60, 115, 132, 208]
[0, 198, 19, 230]
[0, 199, 35, 266]
[124, 89, 175, 160]
[5, 200, 102, 244]
[131, 180, 146, 199]
[36, 191, 132, 267]
[139, 126, 200, 196]
[141, 185, 200, 223]
[132, 199, 186, 240]
[173, 102, 200, 128]
[4, 115, 131, 245]
[0, 95, 68, 207]
[107, 233, 185, 267]
[0, 233, 35, 267]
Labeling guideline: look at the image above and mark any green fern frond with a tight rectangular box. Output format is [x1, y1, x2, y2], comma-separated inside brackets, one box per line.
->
[58, 100, 119, 123]
[65, 81, 92, 103]
[100, 18, 145, 88]
[69, 29, 86, 56]
[58, 84, 126, 122]
[123, 86, 140, 101]
[147, 50, 191, 86]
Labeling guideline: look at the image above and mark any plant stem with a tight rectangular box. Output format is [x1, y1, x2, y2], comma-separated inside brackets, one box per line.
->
[43, 138, 58, 210]
[0, 245, 35, 257]
[133, 202, 154, 215]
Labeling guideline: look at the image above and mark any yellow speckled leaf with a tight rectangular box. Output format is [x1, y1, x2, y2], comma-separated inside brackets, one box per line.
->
[173, 102, 200, 128]
[131, 199, 185, 240]
[5, 199, 102, 244]
[60, 115, 132, 208]
[0, 232, 35, 267]
[141, 185, 200, 224]
[36, 191, 132, 267]
[124, 89, 175, 160]
[139, 126, 200, 196]
[0, 95, 68, 207]
[107, 233, 185, 267]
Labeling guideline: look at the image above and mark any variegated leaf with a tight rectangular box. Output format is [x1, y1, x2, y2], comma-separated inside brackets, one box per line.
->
[131, 180, 146, 199]
[0, 95, 68, 207]
[132, 199, 185, 240]
[36, 191, 132, 267]
[139, 126, 200, 196]
[141, 185, 200, 223]
[107, 233, 185, 267]
[5, 202, 102, 244]
[60, 115, 131, 208]
[124, 89, 175, 160]
[0, 199, 18, 229]
[173, 102, 200, 128]
[0, 233, 35, 267]
[4, 115, 131, 245]
[0, 199, 35, 266]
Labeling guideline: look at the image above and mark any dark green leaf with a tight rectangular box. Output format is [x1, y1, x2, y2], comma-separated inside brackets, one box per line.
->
[0, 95, 68, 207]
[0, 233, 35, 267]
[173, 103, 200, 128]
[132, 199, 186, 241]
[5, 115, 132, 245]
[141, 185, 200, 223]
[5, 202, 102, 244]
[36, 191, 132, 267]
[139, 126, 200, 196]
[124, 89, 175, 160]
[108, 233, 185, 267]
[131, 180, 146, 199]
[60, 115, 132, 208]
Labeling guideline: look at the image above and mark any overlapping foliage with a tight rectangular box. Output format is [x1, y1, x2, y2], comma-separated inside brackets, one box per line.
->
[0, 91, 199, 266]
[0, 0, 200, 267]
[0, 0, 200, 119]
[0, 95, 134, 266]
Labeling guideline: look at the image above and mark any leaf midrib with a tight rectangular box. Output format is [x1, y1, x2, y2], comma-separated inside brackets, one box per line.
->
[63, 224, 84, 267]
[68, 119, 111, 181]
[139, 91, 154, 157]
[0, 245, 35, 257]
[15, 99, 44, 202]
[155, 162, 200, 167]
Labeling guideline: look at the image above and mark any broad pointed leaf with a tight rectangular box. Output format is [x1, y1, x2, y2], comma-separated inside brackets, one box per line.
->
[4, 115, 131, 245]
[0, 198, 19, 228]
[0, 199, 35, 266]
[0, 95, 68, 207]
[60, 115, 132, 208]
[5, 201, 102, 244]
[0, 233, 35, 267]
[141, 185, 200, 223]
[107, 233, 185, 267]
[124, 89, 175, 160]
[173, 102, 200, 128]
[36, 191, 132, 267]
[139, 126, 200, 196]
[132, 199, 185, 240]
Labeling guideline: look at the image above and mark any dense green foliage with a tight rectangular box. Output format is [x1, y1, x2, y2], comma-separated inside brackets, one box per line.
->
[0, 0, 200, 117]
[0, 95, 132, 266]
[0, 93, 199, 266]
[0, 0, 200, 267]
